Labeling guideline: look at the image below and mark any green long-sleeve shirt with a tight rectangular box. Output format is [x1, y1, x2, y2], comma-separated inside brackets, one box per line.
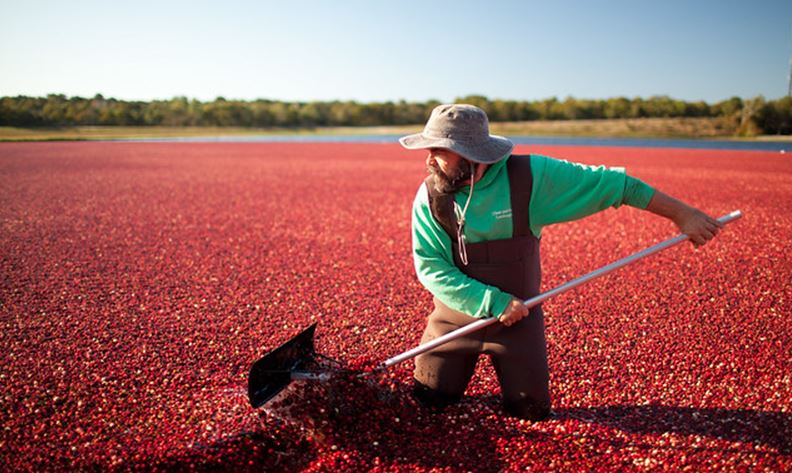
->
[411, 154, 656, 319]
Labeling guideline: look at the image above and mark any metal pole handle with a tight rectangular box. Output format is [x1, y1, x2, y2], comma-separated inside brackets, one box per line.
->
[382, 210, 742, 368]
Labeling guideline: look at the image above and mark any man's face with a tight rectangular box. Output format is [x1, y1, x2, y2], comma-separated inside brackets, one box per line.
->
[426, 148, 472, 193]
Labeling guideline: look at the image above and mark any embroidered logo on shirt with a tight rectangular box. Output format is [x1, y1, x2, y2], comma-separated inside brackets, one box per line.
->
[492, 209, 512, 220]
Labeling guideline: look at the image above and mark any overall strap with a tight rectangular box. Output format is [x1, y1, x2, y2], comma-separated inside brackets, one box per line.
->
[506, 155, 533, 238]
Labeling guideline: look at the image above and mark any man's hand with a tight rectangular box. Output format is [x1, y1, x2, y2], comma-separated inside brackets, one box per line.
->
[498, 298, 529, 327]
[673, 206, 724, 247]
[645, 191, 724, 247]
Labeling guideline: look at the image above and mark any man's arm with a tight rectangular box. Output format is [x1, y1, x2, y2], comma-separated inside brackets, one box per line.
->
[412, 185, 514, 319]
[528, 155, 656, 237]
[503, 192, 724, 326]
[644, 191, 724, 247]
[502, 156, 725, 327]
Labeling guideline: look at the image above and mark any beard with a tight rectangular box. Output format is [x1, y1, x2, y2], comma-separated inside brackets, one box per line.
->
[426, 160, 473, 195]
[426, 160, 475, 234]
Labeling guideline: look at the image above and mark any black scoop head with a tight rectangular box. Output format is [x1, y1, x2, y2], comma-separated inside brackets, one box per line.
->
[248, 323, 318, 408]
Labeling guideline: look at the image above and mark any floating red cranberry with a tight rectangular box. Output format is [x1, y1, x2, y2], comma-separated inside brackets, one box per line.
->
[0, 142, 788, 471]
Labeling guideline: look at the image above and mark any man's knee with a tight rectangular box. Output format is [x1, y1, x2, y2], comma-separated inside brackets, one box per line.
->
[412, 379, 462, 410]
[503, 397, 552, 421]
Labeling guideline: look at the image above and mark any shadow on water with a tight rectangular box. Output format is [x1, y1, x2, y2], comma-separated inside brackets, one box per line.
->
[554, 404, 791, 454]
[119, 407, 514, 472]
[119, 402, 789, 471]
[117, 385, 512, 472]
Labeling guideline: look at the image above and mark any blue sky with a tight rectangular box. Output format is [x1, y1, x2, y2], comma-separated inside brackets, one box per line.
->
[1, 0, 790, 103]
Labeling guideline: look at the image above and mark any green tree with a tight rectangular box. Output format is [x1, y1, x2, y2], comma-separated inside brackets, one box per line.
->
[455, 95, 491, 115]
[604, 97, 630, 119]
[757, 96, 792, 134]
[737, 96, 766, 136]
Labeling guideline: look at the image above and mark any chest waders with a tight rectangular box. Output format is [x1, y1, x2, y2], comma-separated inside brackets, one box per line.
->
[414, 155, 552, 421]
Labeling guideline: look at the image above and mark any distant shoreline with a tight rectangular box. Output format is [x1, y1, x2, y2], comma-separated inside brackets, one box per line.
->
[1, 118, 791, 142]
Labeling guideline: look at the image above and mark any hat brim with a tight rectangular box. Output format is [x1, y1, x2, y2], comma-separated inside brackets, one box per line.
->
[399, 133, 514, 164]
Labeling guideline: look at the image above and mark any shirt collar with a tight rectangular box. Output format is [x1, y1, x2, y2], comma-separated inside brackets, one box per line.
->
[458, 155, 509, 193]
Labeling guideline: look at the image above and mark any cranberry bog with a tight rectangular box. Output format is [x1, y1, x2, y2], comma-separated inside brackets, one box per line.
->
[1, 142, 789, 471]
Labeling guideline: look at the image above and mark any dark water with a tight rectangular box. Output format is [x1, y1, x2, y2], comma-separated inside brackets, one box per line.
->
[126, 134, 792, 152]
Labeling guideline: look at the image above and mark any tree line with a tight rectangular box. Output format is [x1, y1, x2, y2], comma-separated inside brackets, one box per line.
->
[1, 93, 790, 135]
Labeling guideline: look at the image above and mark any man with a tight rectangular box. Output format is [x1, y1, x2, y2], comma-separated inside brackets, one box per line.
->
[399, 104, 723, 421]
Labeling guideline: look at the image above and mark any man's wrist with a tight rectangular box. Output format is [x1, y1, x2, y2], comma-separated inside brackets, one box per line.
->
[491, 293, 512, 319]
[647, 190, 692, 225]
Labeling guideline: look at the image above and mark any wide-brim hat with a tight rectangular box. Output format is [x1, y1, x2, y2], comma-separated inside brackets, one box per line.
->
[399, 104, 513, 164]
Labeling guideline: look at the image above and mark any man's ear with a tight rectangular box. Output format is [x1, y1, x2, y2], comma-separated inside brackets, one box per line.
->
[471, 161, 482, 178]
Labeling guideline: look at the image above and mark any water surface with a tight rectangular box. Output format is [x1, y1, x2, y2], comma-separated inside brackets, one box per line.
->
[127, 134, 792, 152]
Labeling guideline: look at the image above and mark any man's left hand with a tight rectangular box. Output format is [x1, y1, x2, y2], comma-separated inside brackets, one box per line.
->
[645, 191, 724, 248]
[674, 206, 724, 247]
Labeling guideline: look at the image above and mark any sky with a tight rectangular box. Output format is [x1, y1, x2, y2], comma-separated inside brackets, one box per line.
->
[1, 0, 791, 103]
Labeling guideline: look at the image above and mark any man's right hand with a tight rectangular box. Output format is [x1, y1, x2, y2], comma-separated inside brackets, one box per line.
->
[498, 298, 530, 327]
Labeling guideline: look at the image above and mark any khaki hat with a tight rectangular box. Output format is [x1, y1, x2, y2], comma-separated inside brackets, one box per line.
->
[399, 104, 513, 164]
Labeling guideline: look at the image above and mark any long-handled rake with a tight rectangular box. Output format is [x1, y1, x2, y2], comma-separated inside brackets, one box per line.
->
[248, 210, 742, 408]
